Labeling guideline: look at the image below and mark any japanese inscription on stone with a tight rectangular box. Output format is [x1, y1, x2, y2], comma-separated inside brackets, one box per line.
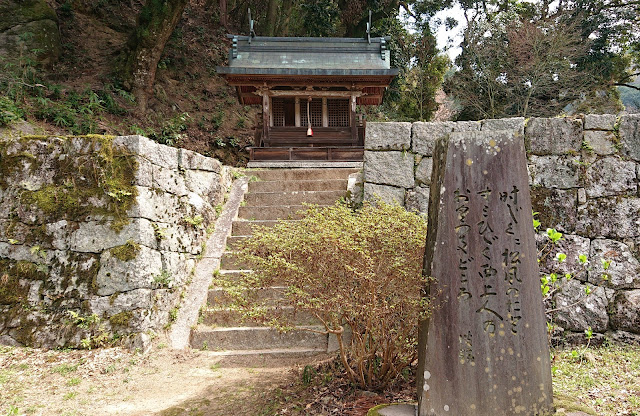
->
[417, 130, 553, 416]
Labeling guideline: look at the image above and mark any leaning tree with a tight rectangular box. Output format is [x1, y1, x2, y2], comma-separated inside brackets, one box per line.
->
[118, 0, 190, 112]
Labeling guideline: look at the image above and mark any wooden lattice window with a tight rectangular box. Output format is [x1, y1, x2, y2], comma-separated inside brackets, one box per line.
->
[300, 99, 322, 127]
[272, 98, 295, 126]
[272, 98, 285, 127]
[328, 99, 349, 127]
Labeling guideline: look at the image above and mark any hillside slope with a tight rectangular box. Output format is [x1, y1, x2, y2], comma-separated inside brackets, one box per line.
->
[1, 0, 256, 166]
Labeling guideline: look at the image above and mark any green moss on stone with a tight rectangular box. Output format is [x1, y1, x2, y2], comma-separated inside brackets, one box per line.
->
[0, 280, 27, 304]
[9, 314, 38, 346]
[82, 134, 116, 140]
[110, 240, 141, 262]
[109, 311, 133, 327]
[0, 134, 142, 343]
[0, 0, 58, 31]
[16, 151, 37, 160]
[14, 224, 53, 247]
[14, 260, 45, 280]
[553, 394, 597, 415]
[20, 135, 49, 140]
[1, 135, 138, 231]
[53, 252, 101, 295]
[109, 293, 119, 305]
[23, 184, 76, 215]
[0, 259, 38, 304]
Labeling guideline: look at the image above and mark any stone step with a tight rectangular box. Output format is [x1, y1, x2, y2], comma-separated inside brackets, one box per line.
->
[200, 306, 320, 327]
[231, 219, 291, 236]
[250, 168, 359, 182]
[201, 347, 328, 359]
[211, 276, 294, 300]
[219, 251, 251, 269]
[219, 251, 295, 270]
[226, 235, 247, 250]
[190, 326, 328, 351]
[238, 205, 318, 220]
[244, 190, 345, 206]
[207, 286, 287, 307]
[187, 168, 357, 357]
[212, 269, 250, 284]
[248, 179, 348, 193]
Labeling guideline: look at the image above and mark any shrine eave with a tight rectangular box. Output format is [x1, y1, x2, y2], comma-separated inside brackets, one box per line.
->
[216, 67, 399, 77]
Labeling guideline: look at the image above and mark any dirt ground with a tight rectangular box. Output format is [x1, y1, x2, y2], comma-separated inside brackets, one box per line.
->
[4, 341, 639, 416]
[0, 341, 320, 416]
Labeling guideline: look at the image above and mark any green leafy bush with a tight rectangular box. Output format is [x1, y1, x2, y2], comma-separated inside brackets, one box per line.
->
[0, 96, 23, 126]
[149, 112, 190, 145]
[219, 202, 431, 390]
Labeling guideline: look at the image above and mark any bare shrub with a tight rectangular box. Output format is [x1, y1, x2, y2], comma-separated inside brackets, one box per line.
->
[218, 202, 430, 390]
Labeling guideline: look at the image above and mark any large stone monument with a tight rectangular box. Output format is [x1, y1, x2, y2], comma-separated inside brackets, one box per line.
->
[417, 130, 554, 415]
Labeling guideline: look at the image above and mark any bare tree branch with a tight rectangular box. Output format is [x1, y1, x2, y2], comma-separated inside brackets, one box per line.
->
[399, 1, 415, 18]
[615, 83, 640, 92]
[617, 72, 640, 83]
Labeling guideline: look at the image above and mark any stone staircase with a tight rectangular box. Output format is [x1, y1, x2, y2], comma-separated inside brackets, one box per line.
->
[189, 168, 359, 356]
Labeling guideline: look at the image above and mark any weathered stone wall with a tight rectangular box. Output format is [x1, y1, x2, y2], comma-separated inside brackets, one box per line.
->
[363, 115, 640, 344]
[0, 135, 230, 348]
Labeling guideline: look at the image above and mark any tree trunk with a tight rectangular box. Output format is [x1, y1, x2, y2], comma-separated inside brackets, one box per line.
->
[277, 0, 293, 35]
[265, 0, 279, 36]
[219, 0, 228, 28]
[341, 2, 399, 38]
[119, 0, 189, 112]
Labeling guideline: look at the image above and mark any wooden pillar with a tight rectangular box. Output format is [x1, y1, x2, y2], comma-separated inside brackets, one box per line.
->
[350, 94, 357, 145]
[295, 97, 300, 127]
[262, 90, 269, 147]
[322, 97, 328, 127]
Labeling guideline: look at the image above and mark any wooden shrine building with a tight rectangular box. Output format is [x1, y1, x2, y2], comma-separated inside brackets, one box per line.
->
[217, 35, 398, 161]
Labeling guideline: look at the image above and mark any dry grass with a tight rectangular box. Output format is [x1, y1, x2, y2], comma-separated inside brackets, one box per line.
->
[551, 345, 640, 416]
[0, 344, 295, 416]
[0, 345, 142, 416]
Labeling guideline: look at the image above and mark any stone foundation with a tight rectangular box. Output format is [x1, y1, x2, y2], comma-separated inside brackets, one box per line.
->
[0, 135, 230, 348]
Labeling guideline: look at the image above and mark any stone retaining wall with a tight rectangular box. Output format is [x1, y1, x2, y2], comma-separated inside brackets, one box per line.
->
[0, 135, 230, 348]
[363, 115, 640, 344]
